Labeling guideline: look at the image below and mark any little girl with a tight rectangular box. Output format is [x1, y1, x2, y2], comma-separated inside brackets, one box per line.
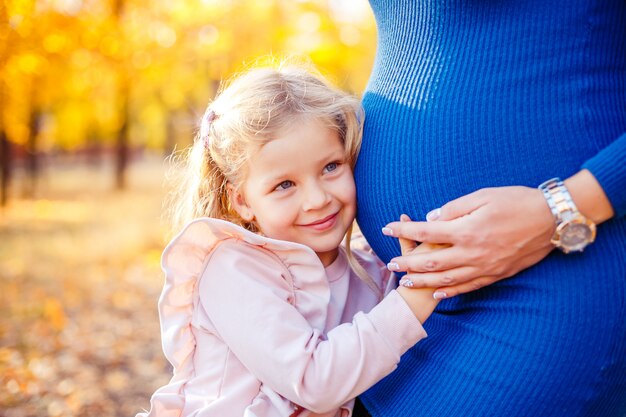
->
[137, 64, 439, 417]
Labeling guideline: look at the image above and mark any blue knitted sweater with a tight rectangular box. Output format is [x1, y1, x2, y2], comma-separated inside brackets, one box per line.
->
[355, 1, 626, 416]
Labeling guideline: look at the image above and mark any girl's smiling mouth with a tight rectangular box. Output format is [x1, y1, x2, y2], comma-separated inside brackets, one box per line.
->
[299, 212, 339, 230]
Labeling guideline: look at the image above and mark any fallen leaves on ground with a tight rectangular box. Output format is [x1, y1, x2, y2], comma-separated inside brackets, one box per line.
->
[1, 157, 174, 417]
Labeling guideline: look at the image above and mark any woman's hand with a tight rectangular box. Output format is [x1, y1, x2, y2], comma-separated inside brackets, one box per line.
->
[383, 186, 557, 298]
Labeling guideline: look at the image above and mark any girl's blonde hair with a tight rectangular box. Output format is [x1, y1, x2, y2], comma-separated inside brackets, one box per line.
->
[168, 62, 380, 297]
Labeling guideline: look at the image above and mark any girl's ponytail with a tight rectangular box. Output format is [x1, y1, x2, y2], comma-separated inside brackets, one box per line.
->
[167, 131, 231, 235]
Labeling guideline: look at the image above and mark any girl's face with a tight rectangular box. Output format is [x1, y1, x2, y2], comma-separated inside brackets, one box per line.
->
[230, 118, 357, 266]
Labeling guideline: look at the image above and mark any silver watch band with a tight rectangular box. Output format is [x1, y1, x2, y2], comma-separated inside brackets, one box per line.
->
[538, 177, 579, 223]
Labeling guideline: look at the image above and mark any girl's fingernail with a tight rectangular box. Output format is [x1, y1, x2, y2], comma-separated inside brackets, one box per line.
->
[399, 278, 414, 288]
[382, 227, 394, 236]
[433, 291, 448, 300]
[387, 262, 400, 271]
[426, 208, 441, 222]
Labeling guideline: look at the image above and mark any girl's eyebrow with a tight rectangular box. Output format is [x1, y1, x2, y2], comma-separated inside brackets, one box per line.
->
[260, 148, 346, 186]
[259, 169, 294, 187]
[262, 174, 289, 186]
[312, 148, 345, 164]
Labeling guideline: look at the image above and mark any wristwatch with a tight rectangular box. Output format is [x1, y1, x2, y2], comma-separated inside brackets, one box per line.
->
[538, 178, 596, 253]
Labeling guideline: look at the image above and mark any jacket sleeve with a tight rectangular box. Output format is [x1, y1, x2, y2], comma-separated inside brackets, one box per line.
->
[582, 132, 626, 217]
[198, 241, 426, 414]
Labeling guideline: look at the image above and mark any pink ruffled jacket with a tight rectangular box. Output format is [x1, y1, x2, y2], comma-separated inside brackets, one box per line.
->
[137, 218, 427, 417]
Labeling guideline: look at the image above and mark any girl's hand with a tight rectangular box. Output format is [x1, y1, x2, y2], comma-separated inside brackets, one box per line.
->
[395, 214, 441, 323]
[384, 186, 556, 298]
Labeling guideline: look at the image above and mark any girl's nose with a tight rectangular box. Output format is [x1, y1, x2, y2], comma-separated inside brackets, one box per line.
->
[302, 181, 331, 211]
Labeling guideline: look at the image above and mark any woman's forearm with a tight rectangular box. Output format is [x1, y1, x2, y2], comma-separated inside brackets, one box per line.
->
[564, 169, 614, 224]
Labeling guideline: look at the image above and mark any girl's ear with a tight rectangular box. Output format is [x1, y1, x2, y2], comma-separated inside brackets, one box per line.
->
[227, 183, 254, 222]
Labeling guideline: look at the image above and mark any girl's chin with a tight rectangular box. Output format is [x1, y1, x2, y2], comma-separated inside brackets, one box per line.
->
[314, 248, 340, 267]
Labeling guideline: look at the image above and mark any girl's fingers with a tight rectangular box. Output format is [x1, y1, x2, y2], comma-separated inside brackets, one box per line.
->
[398, 214, 418, 255]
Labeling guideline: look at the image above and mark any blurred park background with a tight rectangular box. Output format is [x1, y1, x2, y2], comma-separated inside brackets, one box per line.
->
[0, 0, 377, 415]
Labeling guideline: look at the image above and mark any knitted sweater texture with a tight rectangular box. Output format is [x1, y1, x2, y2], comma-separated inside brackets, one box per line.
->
[355, 1, 626, 416]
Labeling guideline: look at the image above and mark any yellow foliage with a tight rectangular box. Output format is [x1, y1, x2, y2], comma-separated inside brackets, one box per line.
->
[55, 102, 92, 148]
[42, 33, 68, 54]
[1, 0, 376, 151]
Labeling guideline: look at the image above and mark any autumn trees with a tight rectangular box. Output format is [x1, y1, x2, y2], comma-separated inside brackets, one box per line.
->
[0, 0, 376, 204]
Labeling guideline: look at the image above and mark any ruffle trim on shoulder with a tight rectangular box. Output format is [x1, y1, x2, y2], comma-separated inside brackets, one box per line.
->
[137, 218, 332, 417]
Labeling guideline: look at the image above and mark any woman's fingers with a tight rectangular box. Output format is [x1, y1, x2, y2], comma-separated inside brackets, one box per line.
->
[387, 245, 461, 273]
[427, 248, 552, 297]
[382, 218, 458, 244]
[399, 246, 553, 295]
[435, 188, 489, 221]
[430, 276, 500, 298]
[398, 266, 479, 288]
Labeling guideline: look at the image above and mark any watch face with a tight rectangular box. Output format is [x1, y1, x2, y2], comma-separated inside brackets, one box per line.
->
[561, 223, 593, 251]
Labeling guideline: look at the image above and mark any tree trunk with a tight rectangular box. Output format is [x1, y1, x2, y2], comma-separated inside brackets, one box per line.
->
[114, 0, 129, 190]
[115, 90, 129, 190]
[0, 130, 10, 206]
[0, 1, 10, 206]
[25, 108, 41, 197]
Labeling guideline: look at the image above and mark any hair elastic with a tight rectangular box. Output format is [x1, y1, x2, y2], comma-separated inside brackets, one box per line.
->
[200, 109, 218, 148]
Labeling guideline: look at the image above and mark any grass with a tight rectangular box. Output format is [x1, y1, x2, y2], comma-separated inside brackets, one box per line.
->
[0, 155, 174, 417]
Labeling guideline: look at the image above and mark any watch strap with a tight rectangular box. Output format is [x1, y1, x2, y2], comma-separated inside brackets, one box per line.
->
[538, 177, 579, 224]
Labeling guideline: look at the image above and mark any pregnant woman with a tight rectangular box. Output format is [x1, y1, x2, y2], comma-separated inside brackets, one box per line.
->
[354, 1, 626, 416]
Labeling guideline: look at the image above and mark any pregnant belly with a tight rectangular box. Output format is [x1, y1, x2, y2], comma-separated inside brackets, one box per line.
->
[354, 91, 597, 263]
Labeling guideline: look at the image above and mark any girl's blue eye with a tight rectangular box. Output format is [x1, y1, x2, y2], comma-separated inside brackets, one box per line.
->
[275, 180, 294, 191]
[324, 162, 338, 173]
